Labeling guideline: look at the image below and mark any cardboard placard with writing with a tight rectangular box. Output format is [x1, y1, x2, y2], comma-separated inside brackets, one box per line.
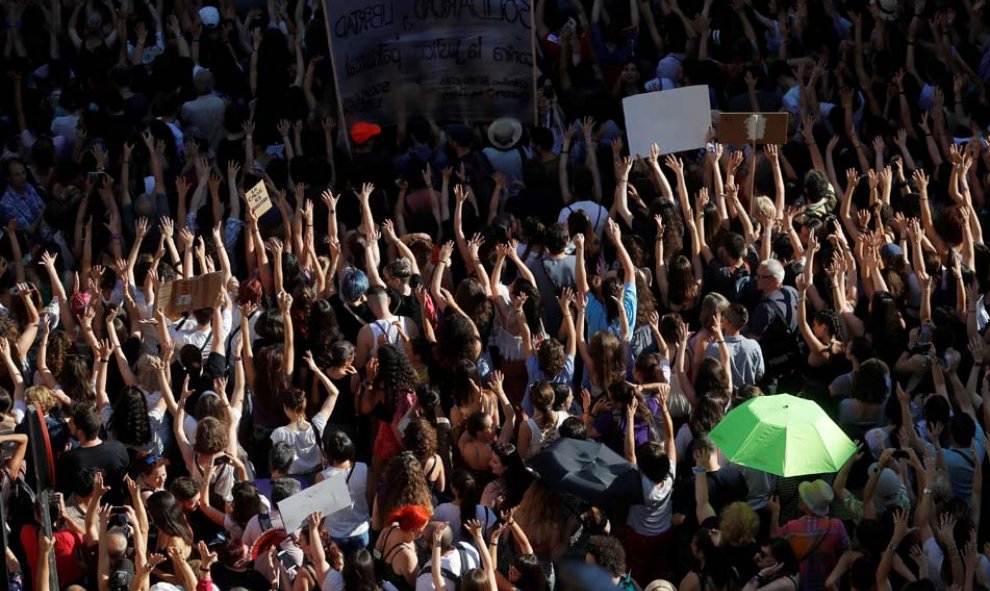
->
[717, 112, 790, 145]
[159, 272, 224, 319]
[246, 180, 273, 217]
[324, 0, 535, 126]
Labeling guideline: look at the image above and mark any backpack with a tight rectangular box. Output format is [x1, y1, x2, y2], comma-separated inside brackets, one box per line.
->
[727, 265, 753, 303]
[419, 542, 473, 591]
[758, 290, 803, 383]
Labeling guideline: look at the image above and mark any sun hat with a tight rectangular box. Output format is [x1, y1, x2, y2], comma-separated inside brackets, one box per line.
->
[487, 117, 523, 150]
[798, 479, 835, 517]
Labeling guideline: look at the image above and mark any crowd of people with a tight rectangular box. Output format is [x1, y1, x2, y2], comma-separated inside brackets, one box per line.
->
[2, 0, 990, 590]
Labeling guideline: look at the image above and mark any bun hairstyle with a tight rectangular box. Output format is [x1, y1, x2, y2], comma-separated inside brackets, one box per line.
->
[279, 387, 307, 413]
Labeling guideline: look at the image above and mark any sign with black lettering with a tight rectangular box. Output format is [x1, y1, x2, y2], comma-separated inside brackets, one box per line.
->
[324, 0, 534, 126]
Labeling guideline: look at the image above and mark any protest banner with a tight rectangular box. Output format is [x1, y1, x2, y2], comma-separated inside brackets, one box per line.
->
[322, 0, 535, 129]
[276, 471, 352, 533]
[622, 86, 713, 158]
[158, 272, 225, 318]
[245, 180, 273, 217]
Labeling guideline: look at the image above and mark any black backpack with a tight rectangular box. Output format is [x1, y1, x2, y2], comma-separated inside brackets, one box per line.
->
[758, 290, 803, 383]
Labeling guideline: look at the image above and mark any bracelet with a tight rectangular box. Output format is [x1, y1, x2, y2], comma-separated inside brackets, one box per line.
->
[99, 359, 109, 364]
[329, 209, 336, 214]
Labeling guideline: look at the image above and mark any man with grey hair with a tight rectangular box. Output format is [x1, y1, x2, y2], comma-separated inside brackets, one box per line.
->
[181, 68, 227, 150]
[746, 259, 798, 339]
[746, 259, 801, 391]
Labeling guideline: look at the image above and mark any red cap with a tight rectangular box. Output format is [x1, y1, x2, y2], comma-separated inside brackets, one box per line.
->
[350, 122, 382, 145]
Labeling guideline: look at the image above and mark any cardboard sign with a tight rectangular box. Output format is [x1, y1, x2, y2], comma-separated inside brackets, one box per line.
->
[622, 86, 713, 158]
[276, 471, 352, 534]
[159, 272, 224, 318]
[246, 180, 273, 217]
[717, 112, 790, 145]
[323, 0, 535, 126]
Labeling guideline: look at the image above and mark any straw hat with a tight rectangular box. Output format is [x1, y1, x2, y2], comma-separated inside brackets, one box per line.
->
[487, 117, 523, 150]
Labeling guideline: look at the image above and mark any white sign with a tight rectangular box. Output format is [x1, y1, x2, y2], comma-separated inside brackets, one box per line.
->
[276, 472, 351, 533]
[622, 86, 712, 158]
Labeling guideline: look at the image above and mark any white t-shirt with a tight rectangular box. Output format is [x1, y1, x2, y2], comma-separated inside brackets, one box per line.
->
[270, 411, 328, 475]
[318, 462, 370, 539]
[558, 201, 608, 237]
[626, 464, 676, 536]
[414, 543, 481, 591]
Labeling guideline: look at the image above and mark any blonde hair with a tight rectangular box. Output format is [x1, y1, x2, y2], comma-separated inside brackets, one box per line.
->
[719, 501, 760, 546]
[136, 353, 160, 393]
[755, 195, 776, 220]
[513, 480, 579, 560]
[25, 385, 57, 414]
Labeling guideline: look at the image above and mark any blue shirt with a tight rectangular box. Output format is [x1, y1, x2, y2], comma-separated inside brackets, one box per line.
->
[585, 280, 637, 338]
[520, 353, 575, 415]
[945, 422, 987, 502]
[0, 185, 48, 238]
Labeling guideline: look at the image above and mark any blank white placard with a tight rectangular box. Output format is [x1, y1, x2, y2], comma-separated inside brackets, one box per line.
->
[622, 86, 713, 158]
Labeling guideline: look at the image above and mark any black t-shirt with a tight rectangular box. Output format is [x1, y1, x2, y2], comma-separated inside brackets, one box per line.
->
[388, 276, 422, 321]
[328, 294, 374, 345]
[56, 440, 130, 504]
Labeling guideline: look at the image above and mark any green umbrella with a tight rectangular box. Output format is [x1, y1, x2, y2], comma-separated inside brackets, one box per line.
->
[709, 394, 857, 477]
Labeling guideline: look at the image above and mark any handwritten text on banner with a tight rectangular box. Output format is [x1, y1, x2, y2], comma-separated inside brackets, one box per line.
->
[325, 0, 534, 125]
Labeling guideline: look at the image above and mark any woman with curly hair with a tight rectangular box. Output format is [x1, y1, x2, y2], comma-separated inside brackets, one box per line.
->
[453, 277, 495, 346]
[372, 451, 433, 532]
[359, 344, 419, 505]
[512, 480, 580, 561]
[402, 417, 446, 498]
[108, 385, 158, 453]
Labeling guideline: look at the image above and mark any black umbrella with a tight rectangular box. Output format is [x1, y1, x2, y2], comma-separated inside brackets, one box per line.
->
[528, 438, 643, 507]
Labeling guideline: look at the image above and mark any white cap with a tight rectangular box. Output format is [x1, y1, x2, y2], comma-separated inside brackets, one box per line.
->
[198, 6, 220, 28]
